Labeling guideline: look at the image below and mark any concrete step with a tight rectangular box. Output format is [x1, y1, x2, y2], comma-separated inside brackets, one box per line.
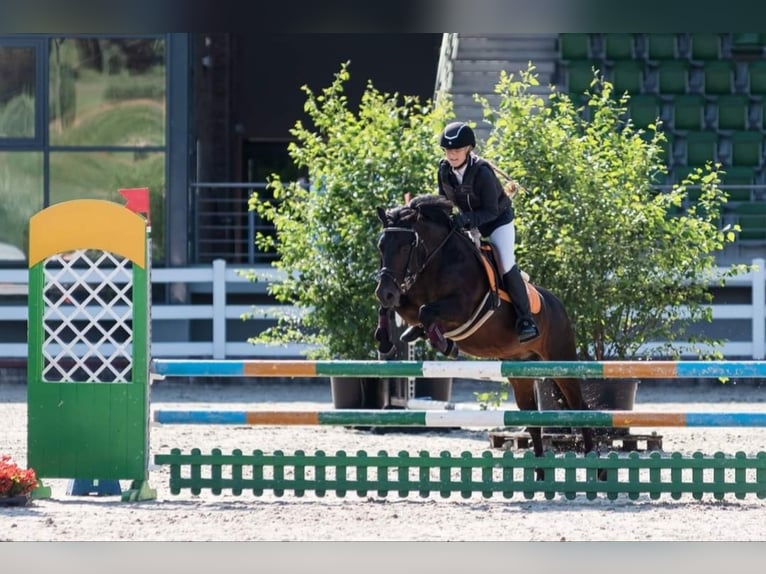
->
[452, 59, 557, 75]
[457, 35, 559, 61]
[457, 48, 559, 62]
[457, 34, 558, 51]
[450, 74, 556, 94]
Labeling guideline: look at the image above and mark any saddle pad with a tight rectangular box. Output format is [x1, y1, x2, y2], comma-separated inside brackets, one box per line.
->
[478, 244, 541, 314]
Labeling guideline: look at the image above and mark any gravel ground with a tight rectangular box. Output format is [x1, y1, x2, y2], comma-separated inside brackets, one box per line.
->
[2, 378, 766, 541]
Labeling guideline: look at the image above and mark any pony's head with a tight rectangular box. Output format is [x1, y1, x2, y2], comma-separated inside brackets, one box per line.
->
[375, 194, 456, 308]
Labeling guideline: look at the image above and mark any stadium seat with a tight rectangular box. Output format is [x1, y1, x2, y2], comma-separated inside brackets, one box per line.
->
[721, 166, 755, 203]
[627, 94, 661, 128]
[611, 60, 645, 94]
[734, 202, 766, 241]
[566, 60, 602, 95]
[604, 34, 635, 60]
[560, 34, 591, 60]
[730, 131, 763, 166]
[703, 61, 735, 95]
[716, 95, 749, 131]
[672, 95, 706, 131]
[690, 34, 722, 60]
[747, 61, 766, 95]
[732, 33, 764, 56]
[658, 61, 690, 95]
[684, 131, 719, 165]
[646, 34, 678, 60]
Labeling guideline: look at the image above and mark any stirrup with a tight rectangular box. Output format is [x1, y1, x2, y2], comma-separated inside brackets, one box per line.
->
[400, 325, 426, 343]
[516, 318, 539, 343]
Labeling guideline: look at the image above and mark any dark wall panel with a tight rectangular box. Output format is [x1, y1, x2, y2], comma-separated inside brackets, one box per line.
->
[235, 34, 441, 141]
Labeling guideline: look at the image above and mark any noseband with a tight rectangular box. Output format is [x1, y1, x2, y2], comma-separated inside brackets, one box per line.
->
[378, 223, 456, 294]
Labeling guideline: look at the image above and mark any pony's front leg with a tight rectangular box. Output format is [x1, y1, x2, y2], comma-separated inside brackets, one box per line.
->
[419, 298, 463, 358]
[425, 324, 459, 358]
[374, 306, 397, 359]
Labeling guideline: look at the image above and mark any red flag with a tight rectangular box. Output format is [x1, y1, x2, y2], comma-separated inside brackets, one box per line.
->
[119, 187, 151, 223]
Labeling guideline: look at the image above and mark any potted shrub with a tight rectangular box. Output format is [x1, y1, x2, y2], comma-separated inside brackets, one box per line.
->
[475, 66, 746, 424]
[248, 62, 453, 408]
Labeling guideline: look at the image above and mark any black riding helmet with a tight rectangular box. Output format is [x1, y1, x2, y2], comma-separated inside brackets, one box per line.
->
[440, 121, 476, 149]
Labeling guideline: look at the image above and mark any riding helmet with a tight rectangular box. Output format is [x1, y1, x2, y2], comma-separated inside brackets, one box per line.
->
[440, 121, 476, 149]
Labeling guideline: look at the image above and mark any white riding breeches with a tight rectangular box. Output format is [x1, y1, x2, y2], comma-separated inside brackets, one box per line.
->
[489, 221, 516, 274]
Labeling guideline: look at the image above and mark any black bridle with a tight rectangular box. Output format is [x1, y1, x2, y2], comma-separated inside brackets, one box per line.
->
[377, 223, 457, 293]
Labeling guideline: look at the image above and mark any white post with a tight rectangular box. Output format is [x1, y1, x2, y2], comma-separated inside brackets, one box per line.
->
[753, 258, 765, 360]
[212, 259, 227, 359]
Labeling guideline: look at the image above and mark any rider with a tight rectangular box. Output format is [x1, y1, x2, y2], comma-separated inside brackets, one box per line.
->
[435, 120, 539, 343]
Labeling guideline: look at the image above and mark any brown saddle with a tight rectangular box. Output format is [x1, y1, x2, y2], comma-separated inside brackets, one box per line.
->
[478, 242, 541, 314]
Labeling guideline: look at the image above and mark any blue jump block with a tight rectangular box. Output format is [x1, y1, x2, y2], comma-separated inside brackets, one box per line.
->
[67, 479, 122, 496]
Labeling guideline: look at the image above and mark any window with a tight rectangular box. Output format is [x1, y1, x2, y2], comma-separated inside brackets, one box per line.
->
[0, 35, 167, 263]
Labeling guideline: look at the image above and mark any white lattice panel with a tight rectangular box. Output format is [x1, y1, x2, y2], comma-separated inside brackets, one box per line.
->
[42, 250, 134, 382]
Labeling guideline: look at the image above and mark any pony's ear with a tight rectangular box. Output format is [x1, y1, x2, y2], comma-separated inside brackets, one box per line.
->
[376, 207, 389, 226]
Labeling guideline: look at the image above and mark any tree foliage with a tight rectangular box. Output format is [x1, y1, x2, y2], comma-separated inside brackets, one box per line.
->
[479, 65, 746, 359]
[248, 62, 452, 359]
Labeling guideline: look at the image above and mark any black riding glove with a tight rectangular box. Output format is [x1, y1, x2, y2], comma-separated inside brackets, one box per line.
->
[452, 212, 473, 229]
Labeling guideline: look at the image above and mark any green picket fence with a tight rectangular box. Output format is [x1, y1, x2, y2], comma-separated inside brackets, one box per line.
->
[155, 448, 766, 500]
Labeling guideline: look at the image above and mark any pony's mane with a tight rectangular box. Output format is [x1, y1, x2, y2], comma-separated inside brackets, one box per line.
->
[389, 194, 454, 227]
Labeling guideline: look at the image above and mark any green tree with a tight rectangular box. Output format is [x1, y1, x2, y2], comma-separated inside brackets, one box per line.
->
[479, 65, 746, 360]
[248, 63, 452, 359]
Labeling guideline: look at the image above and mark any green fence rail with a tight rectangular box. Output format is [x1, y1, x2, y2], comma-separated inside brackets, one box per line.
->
[155, 448, 766, 500]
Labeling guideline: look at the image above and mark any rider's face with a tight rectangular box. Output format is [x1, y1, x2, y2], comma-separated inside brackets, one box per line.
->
[443, 146, 471, 169]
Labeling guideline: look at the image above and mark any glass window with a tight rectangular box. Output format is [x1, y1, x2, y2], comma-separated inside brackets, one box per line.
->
[49, 38, 165, 147]
[50, 150, 165, 260]
[0, 46, 36, 139]
[0, 151, 43, 260]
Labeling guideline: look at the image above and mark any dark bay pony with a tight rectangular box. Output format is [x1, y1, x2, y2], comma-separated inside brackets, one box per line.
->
[374, 194, 598, 478]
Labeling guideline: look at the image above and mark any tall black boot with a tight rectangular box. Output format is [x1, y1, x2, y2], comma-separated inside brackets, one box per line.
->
[502, 265, 540, 343]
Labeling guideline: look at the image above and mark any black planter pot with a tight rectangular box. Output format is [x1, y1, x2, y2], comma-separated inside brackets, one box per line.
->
[534, 378, 640, 436]
[0, 494, 30, 507]
[331, 376, 452, 409]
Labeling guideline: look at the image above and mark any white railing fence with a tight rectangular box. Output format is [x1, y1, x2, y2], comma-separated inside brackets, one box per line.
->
[0, 258, 764, 360]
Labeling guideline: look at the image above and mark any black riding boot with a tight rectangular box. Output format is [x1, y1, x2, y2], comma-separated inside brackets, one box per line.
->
[502, 265, 540, 343]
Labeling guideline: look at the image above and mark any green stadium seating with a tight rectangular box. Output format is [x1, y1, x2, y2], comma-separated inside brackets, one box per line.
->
[673, 165, 698, 184]
[690, 34, 721, 60]
[611, 60, 644, 94]
[703, 61, 735, 95]
[604, 34, 635, 60]
[733, 33, 760, 46]
[658, 132, 675, 166]
[747, 61, 766, 95]
[757, 100, 766, 130]
[673, 95, 706, 131]
[566, 60, 602, 94]
[734, 202, 766, 241]
[684, 131, 719, 165]
[730, 131, 763, 166]
[732, 33, 764, 56]
[646, 34, 678, 60]
[716, 95, 749, 131]
[721, 166, 755, 203]
[658, 61, 690, 95]
[560, 34, 591, 60]
[628, 94, 662, 128]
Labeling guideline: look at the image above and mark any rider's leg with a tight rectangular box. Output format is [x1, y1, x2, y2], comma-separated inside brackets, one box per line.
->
[490, 222, 539, 342]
